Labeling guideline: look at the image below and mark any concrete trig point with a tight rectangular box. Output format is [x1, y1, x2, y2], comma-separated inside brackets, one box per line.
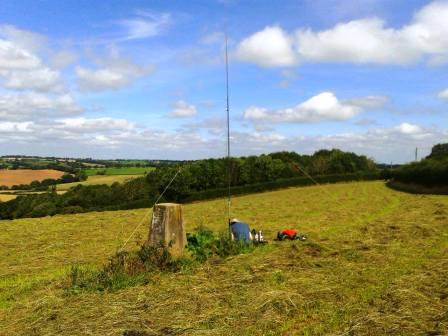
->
[149, 203, 186, 256]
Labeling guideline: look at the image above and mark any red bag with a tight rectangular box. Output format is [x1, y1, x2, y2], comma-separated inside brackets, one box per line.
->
[281, 229, 297, 238]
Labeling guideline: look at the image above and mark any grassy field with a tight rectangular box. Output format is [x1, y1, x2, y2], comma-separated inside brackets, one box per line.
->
[84, 167, 154, 176]
[0, 181, 447, 335]
[0, 169, 65, 187]
[56, 174, 142, 191]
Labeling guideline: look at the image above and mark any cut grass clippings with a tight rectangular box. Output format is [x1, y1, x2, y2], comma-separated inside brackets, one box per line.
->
[0, 181, 447, 335]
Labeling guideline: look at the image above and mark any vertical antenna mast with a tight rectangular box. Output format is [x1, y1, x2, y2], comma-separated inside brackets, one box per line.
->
[225, 33, 231, 226]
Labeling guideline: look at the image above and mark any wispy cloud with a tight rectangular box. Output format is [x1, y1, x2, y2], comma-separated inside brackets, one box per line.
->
[116, 11, 172, 41]
[438, 88, 448, 100]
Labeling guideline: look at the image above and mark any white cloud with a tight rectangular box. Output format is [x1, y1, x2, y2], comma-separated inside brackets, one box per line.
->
[437, 88, 448, 100]
[0, 93, 83, 121]
[76, 54, 154, 92]
[395, 122, 422, 134]
[0, 26, 64, 92]
[296, 18, 419, 64]
[237, 1, 448, 66]
[236, 26, 297, 67]
[0, 39, 41, 70]
[117, 11, 172, 40]
[0, 116, 445, 163]
[2, 67, 62, 92]
[243, 92, 386, 123]
[76, 67, 130, 91]
[0, 121, 33, 133]
[55, 117, 135, 133]
[168, 100, 197, 118]
[0, 24, 47, 52]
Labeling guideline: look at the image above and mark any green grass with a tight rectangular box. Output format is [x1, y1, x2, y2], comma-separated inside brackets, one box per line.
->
[84, 167, 154, 176]
[1, 181, 447, 335]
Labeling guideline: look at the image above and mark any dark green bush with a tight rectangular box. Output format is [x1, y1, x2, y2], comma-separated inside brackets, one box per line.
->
[186, 226, 255, 262]
[186, 226, 216, 262]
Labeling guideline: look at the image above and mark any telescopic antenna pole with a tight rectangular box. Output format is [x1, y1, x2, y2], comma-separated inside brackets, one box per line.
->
[225, 33, 231, 228]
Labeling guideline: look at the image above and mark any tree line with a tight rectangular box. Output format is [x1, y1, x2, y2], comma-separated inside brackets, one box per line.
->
[387, 143, 448, 191]
[0, 149, 379, 219]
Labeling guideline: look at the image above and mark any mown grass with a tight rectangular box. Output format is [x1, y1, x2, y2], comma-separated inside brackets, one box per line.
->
[84, 167, 154, 176]
[0, 181, 447, 335]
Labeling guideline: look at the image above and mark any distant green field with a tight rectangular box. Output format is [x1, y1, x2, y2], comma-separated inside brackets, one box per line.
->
[1, 181, 447, 335]
[84, 167, 154, 176]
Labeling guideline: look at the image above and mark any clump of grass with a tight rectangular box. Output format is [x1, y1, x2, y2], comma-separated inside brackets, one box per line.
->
[69, 242, 192, 292]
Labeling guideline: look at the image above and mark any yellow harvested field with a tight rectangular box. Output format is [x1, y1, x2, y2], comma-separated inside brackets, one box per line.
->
[0, 194, 16, 202]
[56, 174, 141, 191]
[0, 169, 65, 187]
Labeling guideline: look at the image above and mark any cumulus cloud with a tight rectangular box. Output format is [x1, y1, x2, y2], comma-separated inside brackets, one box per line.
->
[296, 18, 419, 64]
[76, 54, 154, 92]
[117, 11, 172, 40]
[168, 100, 197, 118]
[437, 88, 448, 100]
[0, 93, 83, 121]
[243, 92, 387, 123]
[0, 26, 64, 92]
[395, 122, 422, 135]
[236, 26, 297, 67]
[2, 67, 63, 92]
[0, 39, 41, 70]
[236, 1, 448, 66]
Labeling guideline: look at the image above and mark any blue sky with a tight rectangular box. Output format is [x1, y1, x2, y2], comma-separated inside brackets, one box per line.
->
[0, 0, 447, 163]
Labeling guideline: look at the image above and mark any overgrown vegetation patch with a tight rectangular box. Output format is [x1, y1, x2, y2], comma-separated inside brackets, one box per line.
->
[69, 228, 257, 293]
